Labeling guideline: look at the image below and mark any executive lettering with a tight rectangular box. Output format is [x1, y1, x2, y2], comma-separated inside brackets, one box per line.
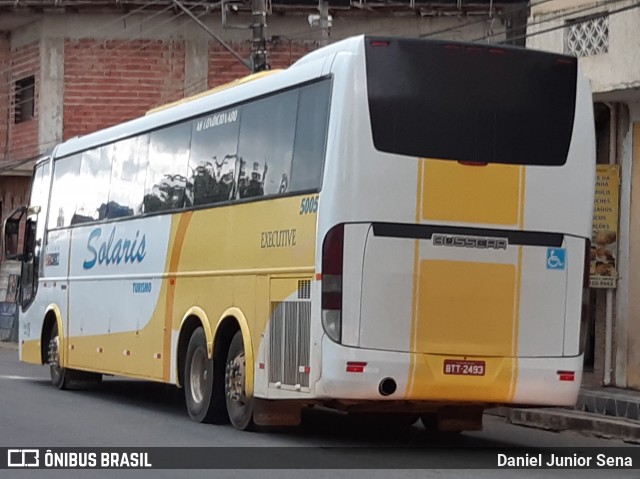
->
[260, 229, 297, 249]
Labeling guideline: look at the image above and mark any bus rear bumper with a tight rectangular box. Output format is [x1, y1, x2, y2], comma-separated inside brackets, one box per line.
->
[315, 336, 582, 407]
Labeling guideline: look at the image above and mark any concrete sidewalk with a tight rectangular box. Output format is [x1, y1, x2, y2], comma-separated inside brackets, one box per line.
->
[0, 340, 17, 350]
[493, 387, 640, 444]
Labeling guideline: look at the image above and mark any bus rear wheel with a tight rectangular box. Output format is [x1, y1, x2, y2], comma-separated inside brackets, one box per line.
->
[225, 331, 254, 431]
[184, 327, 225, 423]
[48, 322, 101, 389]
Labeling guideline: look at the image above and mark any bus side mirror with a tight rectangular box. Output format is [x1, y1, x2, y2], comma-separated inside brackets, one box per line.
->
[3, 206, 27, 261]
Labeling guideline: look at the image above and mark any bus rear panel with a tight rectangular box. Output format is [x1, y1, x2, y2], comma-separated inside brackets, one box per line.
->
[315, 36, 595, 409]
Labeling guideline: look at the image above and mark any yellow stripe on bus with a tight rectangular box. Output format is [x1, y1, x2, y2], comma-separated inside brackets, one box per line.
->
[416, 260, 516, 357]
[407, 260, 516, 401]
[508, 166, 527, 400]
[407, 159, 526, 402]
[406, 158, 425, 396]
[421, 159, 521, 226]
[163, 211, 194, 381]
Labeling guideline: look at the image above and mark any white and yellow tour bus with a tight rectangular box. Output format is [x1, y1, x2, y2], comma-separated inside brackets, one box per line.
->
[5, 35, 595, 431]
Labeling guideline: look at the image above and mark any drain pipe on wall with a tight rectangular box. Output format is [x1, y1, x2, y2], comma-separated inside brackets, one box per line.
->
[604, 102, 617, 387]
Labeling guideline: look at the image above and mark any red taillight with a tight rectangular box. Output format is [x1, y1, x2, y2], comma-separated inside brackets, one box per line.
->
[346, 361, 367, 373]
[489, 48, 505, 55]
[557, 370, 575, 381]
[322, 291, 342, 310]
[321, 224, 344, 343]
[322, 224, 344, 275]
[371, 40, 390, 47]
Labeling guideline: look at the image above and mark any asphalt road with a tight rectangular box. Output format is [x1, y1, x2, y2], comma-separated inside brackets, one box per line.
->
[0, 344, 635, 479]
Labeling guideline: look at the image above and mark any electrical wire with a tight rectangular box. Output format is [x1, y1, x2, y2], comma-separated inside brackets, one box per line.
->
[472, 0, 633, 43]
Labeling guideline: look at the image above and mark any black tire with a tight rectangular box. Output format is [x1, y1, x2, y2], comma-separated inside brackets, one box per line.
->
[225, 331, 254, 431]
[184, 327, 225, 423]
[49, 322, 65, 388]
[420, 413, 438, 430]
[48, 323, 102, 390]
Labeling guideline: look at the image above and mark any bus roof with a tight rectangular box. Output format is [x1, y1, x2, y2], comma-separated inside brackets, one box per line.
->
[145, 69, 282, 115]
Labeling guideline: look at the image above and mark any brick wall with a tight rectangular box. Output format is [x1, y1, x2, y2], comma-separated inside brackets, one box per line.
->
[0, 176, 30, 218]
[269, 41, 316, 70]
[5, 41, 40, 162]
[208, 41, 316, 88]
[63, 39, 186, 139]
[0, 35, 9, 163]
[3, 36, 314, 159]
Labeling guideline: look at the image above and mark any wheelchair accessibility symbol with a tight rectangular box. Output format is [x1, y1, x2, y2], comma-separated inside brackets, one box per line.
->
[546, 248, 566, 270]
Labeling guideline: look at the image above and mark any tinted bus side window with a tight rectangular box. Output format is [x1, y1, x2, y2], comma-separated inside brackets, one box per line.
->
[237, 89, 299, 199]
[188, 108, 241, 206]
[144, 122, 193, 213]
[48, 154, 82, 229]
[290, 80, 331, 192]
[108, 135, 149, 218]
[74, 145, 113, 224]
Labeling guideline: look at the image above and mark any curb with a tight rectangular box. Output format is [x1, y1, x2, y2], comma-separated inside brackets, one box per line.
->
[502, 407, 640, 444]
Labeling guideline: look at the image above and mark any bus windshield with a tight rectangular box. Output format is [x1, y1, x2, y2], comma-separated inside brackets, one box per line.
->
[365, 37, 578, 166]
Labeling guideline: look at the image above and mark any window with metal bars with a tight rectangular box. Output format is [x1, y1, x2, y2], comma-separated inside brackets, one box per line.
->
[14, 76, 35, 124]
[566, 14, 609, 58]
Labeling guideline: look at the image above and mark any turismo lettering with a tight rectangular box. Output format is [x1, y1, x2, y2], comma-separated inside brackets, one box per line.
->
[132, 282, 152, 293]
[83, 227, 147, 270]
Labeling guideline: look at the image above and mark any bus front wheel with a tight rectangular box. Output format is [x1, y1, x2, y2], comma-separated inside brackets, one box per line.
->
[48, 322, 68, 389]
[48, 322, 101, 389]
[225, 330, 254, 431]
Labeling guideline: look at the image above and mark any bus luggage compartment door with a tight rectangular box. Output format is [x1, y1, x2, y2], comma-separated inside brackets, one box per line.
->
[357, 224, 568, 358]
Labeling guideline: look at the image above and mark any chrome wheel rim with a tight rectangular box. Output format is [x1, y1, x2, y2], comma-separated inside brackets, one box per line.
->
[49, 335, 61, 381]
[226, 352, 246, 404]
[189, 348, 207, 404]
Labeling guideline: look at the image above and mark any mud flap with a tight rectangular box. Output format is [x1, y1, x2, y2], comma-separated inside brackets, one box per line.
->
[252, 398, 304, 427]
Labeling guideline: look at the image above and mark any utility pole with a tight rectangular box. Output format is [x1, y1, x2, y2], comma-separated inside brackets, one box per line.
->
[251, 0, 269, 72]
[171, 0, 252, 72]
[318, 0, 329, 47]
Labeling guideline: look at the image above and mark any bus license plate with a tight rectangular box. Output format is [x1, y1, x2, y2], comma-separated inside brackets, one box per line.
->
[443, 360, 485, 376]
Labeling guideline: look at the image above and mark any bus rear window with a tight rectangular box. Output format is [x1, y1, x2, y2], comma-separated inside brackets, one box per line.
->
[365, 37, 578, 166]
